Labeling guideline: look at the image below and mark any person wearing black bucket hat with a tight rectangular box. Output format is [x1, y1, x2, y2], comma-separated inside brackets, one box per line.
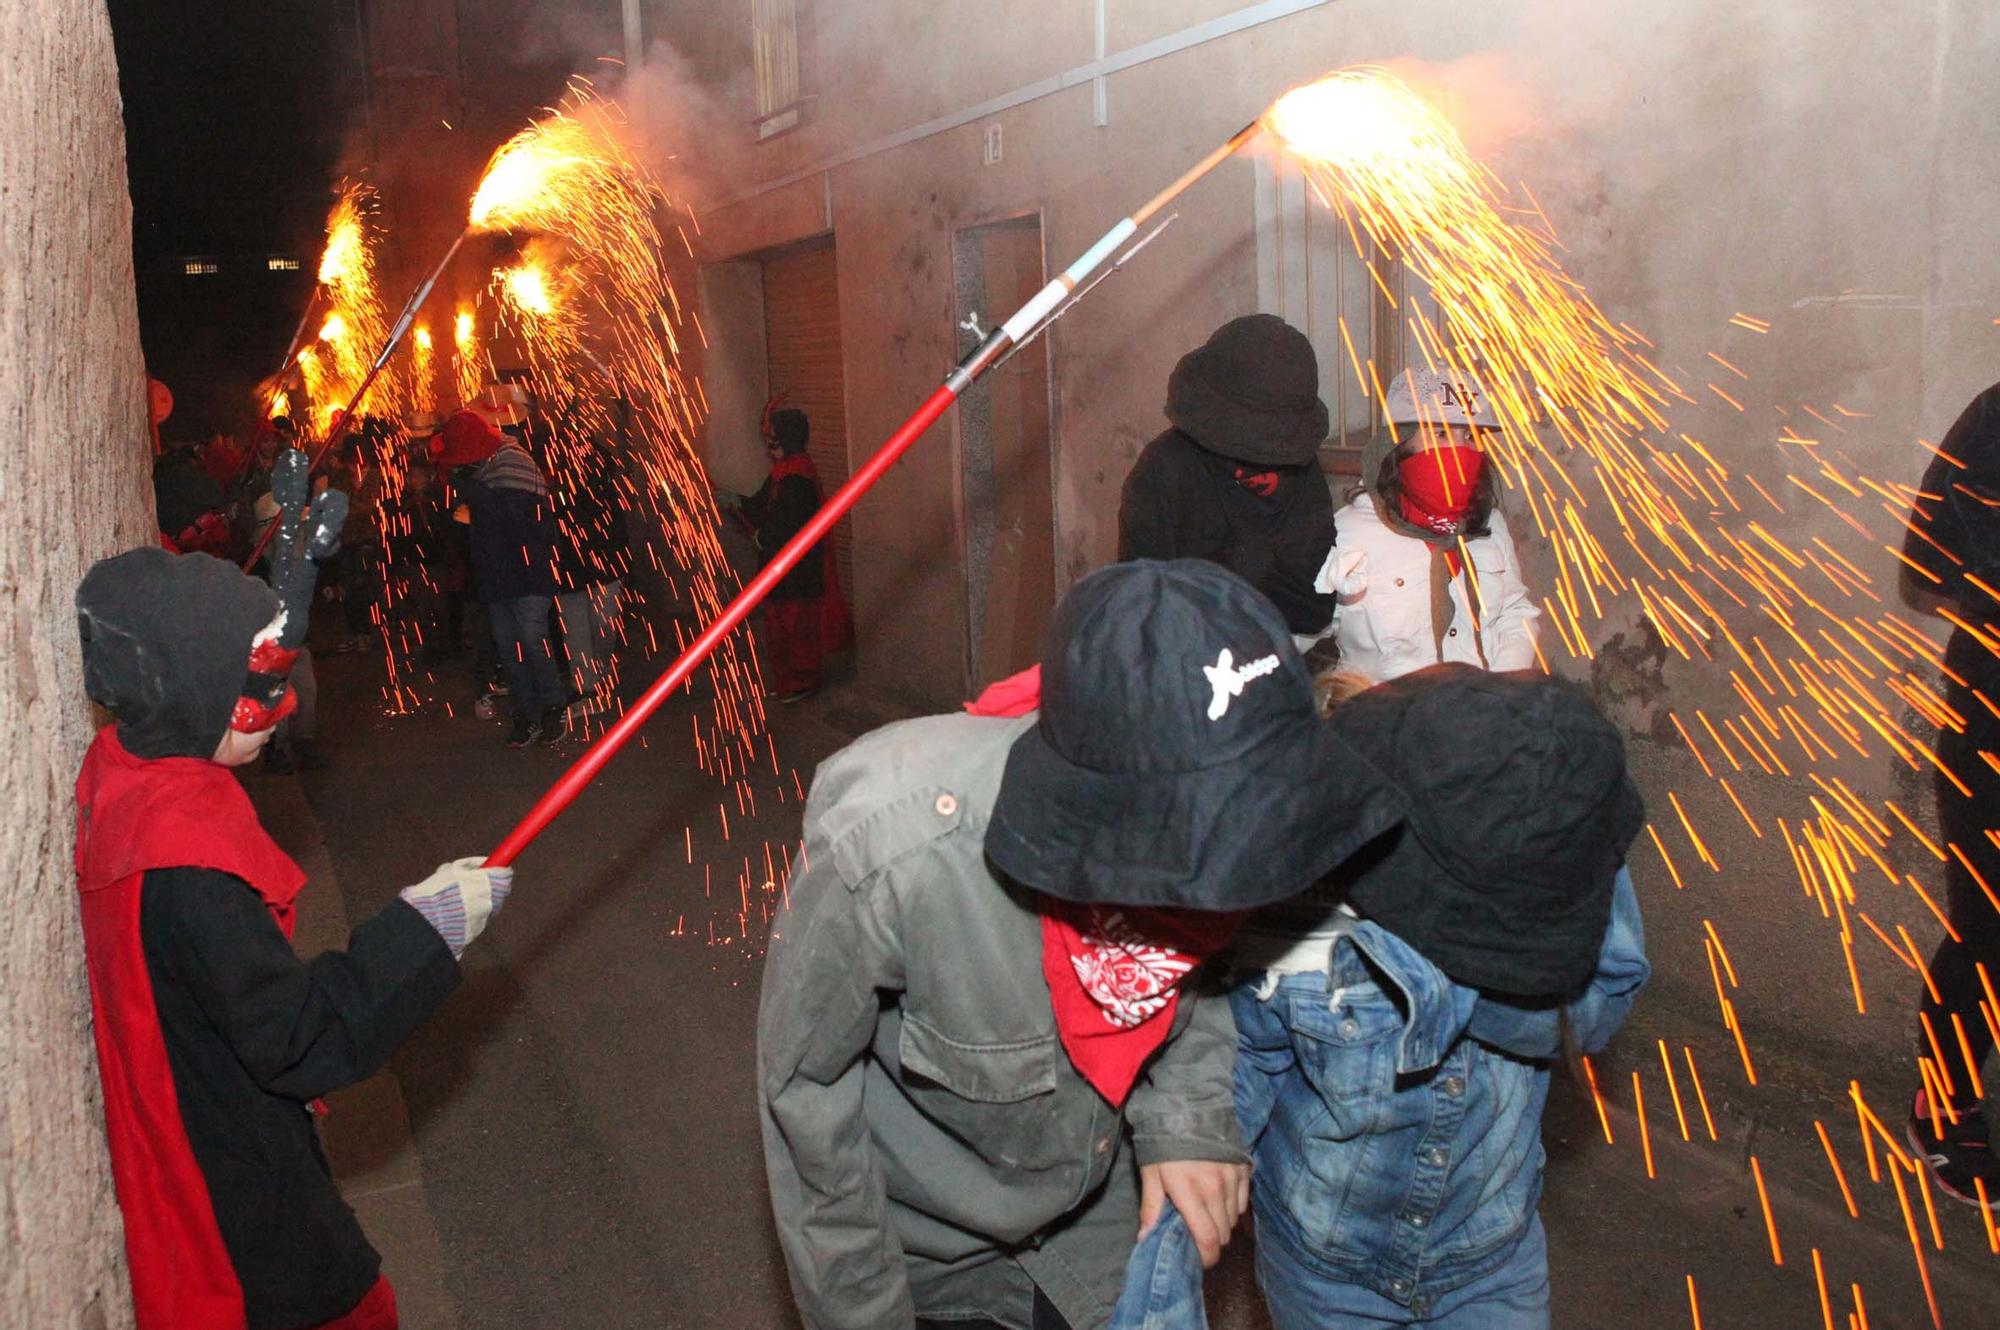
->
[1222, 664, 1650, 1329]
[72, 546, 514, 1330]
[1117, 315, 1339, 648]
[758, 560, 1404, 1330]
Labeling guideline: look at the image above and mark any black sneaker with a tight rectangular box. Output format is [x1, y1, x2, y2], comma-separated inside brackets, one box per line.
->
[536, 703, 568, 745]
[1908, 1087, 2000, 1206]
[773, 682, 820, 704]
[506, 714, 539, 748]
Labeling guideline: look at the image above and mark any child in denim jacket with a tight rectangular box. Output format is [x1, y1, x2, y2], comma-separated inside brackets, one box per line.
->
[1229, 664, 1648, 1329]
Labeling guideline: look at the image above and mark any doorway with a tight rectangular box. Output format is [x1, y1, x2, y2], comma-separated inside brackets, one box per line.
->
[952, 215, 1056, 692]
[761, 238, 854, 617]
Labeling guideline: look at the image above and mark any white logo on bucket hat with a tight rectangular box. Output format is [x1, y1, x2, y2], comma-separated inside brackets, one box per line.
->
[1204, 647, 1281, 721]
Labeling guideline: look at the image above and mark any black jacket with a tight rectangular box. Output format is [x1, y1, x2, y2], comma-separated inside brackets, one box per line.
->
[139, 869, 460, 1329]
[1117, 429, 1336, 635]
[461, 450, 560, 602]
[1908, 382, 2000, 705]
[742, 470, 825, 600]
[555, 468, 633, 592]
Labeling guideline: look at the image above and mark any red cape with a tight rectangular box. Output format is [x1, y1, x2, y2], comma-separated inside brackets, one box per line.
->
[768, 451, 853, 653]
[75, 727, 305, 1330]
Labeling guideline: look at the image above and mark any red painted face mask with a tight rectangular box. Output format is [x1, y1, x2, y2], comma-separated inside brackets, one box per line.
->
[229, 612, 300, 734]
[1397, 446, 1486, 537]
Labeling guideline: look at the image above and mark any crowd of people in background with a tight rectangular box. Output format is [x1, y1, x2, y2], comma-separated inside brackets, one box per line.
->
[147, 383, 646, 761]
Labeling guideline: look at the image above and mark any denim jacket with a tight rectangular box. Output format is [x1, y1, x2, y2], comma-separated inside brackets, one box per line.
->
[1107, 868, 1646, 1326]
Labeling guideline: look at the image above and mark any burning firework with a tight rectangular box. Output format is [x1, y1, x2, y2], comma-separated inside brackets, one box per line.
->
[452, 306, 483, 408]
[295, 185, 394, 424]
[467, 87, 768, 791]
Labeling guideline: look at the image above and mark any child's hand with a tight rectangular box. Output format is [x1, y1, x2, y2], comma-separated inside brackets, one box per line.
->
[399, 858, 513, 958]
[1138, 1159, 1251, 1268]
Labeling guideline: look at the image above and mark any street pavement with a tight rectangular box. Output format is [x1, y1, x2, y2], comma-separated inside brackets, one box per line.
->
[255, 634, 2000, 1329]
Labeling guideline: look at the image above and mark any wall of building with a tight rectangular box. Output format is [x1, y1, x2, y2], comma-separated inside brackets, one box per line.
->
[647, 0, 2000, 727]
[0, 0, 159, 1325]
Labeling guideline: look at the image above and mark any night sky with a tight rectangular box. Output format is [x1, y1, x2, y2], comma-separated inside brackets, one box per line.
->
[107, 0, 362, 438]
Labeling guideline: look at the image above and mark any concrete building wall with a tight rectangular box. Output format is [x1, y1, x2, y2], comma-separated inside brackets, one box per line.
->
[647, 0, 2000, 722]
[0, 0, 158, 1325]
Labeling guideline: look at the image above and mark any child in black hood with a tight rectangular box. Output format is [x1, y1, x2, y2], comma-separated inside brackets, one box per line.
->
[1222, 665, 1648, 1329]
[1118, 315, 1338, 648]
[73, 547, 515, 1330]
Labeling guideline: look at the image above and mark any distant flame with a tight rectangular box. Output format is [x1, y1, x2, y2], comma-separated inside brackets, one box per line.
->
[319, 313, 348, 342]
[318, 192, 367, 285]
[502, 263, 555, 317]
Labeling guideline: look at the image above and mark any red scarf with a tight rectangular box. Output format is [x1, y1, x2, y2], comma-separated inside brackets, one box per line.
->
[1397, 446, 1486, 540]
[75, 726, 306, 1330]
[1232, 466, 1280, 498]
[769, 450, 818, 484]
[963, 667, 1243, 1105]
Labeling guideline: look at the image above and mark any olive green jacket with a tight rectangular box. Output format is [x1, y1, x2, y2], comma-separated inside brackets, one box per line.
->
[758, 713, 1245, 1330]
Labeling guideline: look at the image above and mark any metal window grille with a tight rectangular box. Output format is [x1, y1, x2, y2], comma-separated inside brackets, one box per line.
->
[1254, 152, 1437, 474]
[752, 0, 800, 121]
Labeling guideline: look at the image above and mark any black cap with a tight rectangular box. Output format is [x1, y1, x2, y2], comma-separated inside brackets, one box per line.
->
[985, 559, 1405, 910]
[77, 547, 280, 759]
[1332, 665, 1646, 998]
[1165, 314, 1329, 467]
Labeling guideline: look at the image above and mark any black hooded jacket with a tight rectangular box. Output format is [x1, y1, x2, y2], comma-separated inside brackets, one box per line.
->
[75, 548, 460, 1329]
[1907, 382, 2000, 711]
[1118, 430, 1337, 636]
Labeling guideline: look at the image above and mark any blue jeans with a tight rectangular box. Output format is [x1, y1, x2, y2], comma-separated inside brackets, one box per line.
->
[1110, 1202, 1206, 1329]
[1257, 1206, 1548, 1329]
[488, 595, 563, 716]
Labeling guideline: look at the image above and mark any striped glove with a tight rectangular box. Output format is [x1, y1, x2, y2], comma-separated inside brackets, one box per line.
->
[399, 858, 512, 958]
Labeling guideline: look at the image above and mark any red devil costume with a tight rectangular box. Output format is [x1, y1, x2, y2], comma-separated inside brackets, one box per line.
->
[743, 407, 851, 699]
[73, 548, 469, 1330]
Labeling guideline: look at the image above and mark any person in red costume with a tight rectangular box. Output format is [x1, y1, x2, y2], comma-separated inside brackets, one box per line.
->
[740, 402, 851, 703]
[73, 546, 513, 1330]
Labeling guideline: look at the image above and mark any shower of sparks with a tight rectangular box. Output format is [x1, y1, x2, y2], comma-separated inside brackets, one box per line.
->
[1268, 66, 1996, 1321]
[349, 85, 771, 815]
[411, 323, 436, 416]
[298, 184, 394, 425]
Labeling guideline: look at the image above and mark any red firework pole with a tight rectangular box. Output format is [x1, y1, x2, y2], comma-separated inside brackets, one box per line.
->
[243, 231, 468, 571]
[485, 119, 1263, 867]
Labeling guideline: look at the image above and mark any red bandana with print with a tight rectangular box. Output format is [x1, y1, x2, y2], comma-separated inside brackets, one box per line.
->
[963, 666, 1243, 1104]
[1039, 901, 1241, 1104]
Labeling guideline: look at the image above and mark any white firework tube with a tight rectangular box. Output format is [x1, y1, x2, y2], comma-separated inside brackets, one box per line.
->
[997, 217, 1140, 343]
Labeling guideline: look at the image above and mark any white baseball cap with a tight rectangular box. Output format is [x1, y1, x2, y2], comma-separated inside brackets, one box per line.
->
[1384, 367, 1499, 430]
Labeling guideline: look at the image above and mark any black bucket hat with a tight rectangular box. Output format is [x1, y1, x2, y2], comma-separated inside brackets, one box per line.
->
[1332, 665, 1646, 998]
[1164, 314, 1330, 467]
[985, 559, 1406, 911]
[77, 547, 281, 760]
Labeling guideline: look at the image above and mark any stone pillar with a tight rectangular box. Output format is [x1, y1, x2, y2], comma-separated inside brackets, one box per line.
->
[0, 1, 157, 1326]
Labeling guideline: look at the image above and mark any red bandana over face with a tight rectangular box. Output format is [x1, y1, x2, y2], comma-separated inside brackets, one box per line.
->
[1397, 446, 1486, 538]
[1039, 901, 1243, 1106]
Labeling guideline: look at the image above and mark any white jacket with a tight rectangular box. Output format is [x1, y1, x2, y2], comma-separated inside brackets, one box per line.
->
[1316, 496, 1540, 684]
